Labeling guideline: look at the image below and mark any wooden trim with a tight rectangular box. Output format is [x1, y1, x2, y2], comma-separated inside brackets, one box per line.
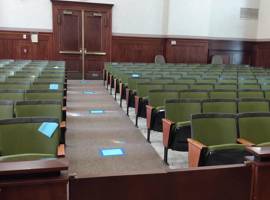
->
[57, 144, 65, 157]
[188, 138, 206, 168]
[146, 105, 153, 129]
[237, 138, 255, 147]
[162, 119, 174, 148]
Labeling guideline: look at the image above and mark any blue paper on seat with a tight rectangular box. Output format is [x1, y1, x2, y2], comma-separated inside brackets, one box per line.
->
[49, 84, 59, 90]
[38, 122, 58, 138]
[100, 148, 125, 157]
[83, 91, 96, 95]
[90, 109, 105, 114]
[131, 74, 140, 78]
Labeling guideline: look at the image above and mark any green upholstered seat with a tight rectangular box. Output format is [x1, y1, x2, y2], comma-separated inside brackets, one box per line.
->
[0, 100, 14, 119]
[190, 84, 214, 90]
[214, 83, 237, 90]
[179, 90, 209, 100]
[238, 90, 265, 99]
[164, 84, 189, 91]
[238, 113, 270, 145]
[148, 90, 179, 108]
[30, 82, 64, 90]
[25, 90, 63, 100]
[0, 90, 25, 101]
[136, 83, 163, 98]
[0, 117, 60, 162]
[238, 84, 261, 90]
[209, 90, 237, 99]
[0, 82, 30, 90]
[238, 99, 269, 113]
[174, 79, 196, 84]
[202, 99, 237, 114]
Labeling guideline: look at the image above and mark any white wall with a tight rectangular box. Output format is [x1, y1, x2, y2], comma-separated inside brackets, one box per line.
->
[0, 0, 269, 40]
[167, 0, 212, 37]
[209, 0, 259, 39]
[257, 0, 270, 39]
[0, 0, 52, 31]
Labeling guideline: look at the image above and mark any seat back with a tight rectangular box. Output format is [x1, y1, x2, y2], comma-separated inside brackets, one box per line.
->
[191, 113, 237, 146]
[214, 83, 237, 90]
[25, 90, 63, 100]
[136, 83, 163, 98]
[0, 90, 25, 101]
[190, 84, 214, 90]
[238, 90, 265, 99]
[148, 90, 179, 107]
[202, 99, 237, 114]
[238, 99, 269, 113]
[165, 99, 201, 122]
[209, 90, 237, 99]
[238, 113, 270, 145]
[179, 90, 209, 100]
[15, 100, 62, 121]
[154, 55, 166, 64]
[0, 118, 59, 156]
[0, 100, 14, 119]
[164, 84, 189, 91]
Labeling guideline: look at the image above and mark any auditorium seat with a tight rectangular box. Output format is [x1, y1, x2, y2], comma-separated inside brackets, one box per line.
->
[202, 99, 237, 114]
[162, 99, 201, 164]
[238, 113, 270, 147]
[0, 90, 25, 101]
[188, 113, 247, 167]
[238, 98, 269, 113]
[0, 100, 14, 119]
[0, 117, 64, 162]
[209, 90, 237, 99]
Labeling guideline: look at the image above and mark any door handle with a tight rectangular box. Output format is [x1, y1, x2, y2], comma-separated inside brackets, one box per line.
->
[59, 50, 83, 55]
[84, 49, 106, 56]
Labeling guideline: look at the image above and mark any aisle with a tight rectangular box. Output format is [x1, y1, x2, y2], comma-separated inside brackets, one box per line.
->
[66, 80, 166, 178]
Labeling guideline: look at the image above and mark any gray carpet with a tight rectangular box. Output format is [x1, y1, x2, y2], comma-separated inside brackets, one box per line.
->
[66, 80, 167, 178]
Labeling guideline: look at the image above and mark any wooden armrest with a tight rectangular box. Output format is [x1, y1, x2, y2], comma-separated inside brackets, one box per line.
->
[134, 96, 140, 115]
[237, 138, 255, 147]
[162, 119, 175, 148]
[57, 144, 65, 157]
[60, 121, 66, 129]
[188, 138, 206, 168]
[146, 105, 154, 129]
[62, 107, 67, 111]
[63, 96, 67, 100]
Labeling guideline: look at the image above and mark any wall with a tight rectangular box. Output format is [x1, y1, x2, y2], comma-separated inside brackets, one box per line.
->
[257, 0, 270, 39]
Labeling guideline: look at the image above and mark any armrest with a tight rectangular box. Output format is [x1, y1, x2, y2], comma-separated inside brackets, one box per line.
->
[134, 96, 140, 115]
[146, 105, 154, 129]
[188, 138, 206, 168]
[62, 107, 67, 111]
[57, 144, 65, 157]
[162, 119, 175, 148]
[237, 138, 255, 147]
[60, 121, 66, 129]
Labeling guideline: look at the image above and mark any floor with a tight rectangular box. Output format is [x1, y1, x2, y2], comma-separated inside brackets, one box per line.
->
[66, 80, 167, 178]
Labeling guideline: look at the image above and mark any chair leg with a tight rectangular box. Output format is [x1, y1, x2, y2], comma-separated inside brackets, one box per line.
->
[127, 105, 129, 116]
[147, 129, 151, 143]
[164, 147, 169, 165]
[114, 88, 117, 100]
[135, 115, 138, 127]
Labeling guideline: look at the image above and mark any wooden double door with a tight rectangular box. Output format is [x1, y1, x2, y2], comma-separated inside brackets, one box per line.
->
[53, 1, 113, 80]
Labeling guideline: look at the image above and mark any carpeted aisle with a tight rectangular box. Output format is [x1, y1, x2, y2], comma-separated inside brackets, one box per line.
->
[66, 80, 166, 178]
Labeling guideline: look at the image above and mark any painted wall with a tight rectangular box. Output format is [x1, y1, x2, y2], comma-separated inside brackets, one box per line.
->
[0, 0, 268, 40]
[257, 0, 270, 39]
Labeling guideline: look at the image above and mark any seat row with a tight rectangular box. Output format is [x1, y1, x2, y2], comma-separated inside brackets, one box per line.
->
[161, 98, 270, 164]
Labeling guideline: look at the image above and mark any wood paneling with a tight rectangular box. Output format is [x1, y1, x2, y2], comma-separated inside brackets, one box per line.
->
[208, 40, 255, 65]
[0, 31, 53, 60]
[112, 36, 165, 63]
[165, 39, 209, 64]
[254, 42, 270, 67]
[70, 164, 251, 200]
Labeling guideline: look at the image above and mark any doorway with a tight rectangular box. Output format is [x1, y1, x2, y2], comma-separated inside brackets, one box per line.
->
[52, 1, 113, 80]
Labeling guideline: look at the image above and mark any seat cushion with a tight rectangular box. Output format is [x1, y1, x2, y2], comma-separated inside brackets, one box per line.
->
[0, 153, 55, 162]
[208, 144, 245, 151]
[257, 142, 270, 147]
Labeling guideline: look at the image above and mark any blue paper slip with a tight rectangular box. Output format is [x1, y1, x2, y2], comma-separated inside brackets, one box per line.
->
[38, 122, 58, 138]
[83, 91, 97, 95]
[131, 74, 140, 78]
[89, 109, 105, 114]
[100, 148, 125, 157]
[49, 84, 59, 90]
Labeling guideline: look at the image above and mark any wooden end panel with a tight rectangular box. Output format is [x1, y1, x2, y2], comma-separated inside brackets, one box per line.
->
[57, 144, 65, 157]
[162, 119, 174, 148]
[134, 96, 140, 115]
[146, 105, 153, 129]
[188, 138, 206, 168]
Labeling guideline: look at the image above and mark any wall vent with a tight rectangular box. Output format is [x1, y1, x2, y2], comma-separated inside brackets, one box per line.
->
[240, 8, 259, 20]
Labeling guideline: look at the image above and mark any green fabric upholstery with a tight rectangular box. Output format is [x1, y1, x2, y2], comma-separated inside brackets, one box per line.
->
[257, 142, 270, 147]
[30, 83, 64, 90]
[192, 114, 237, 146]
[218, 79, 237, 84]
[0, 118, 60, 158]
[0, 83, 30, 90]
[174, 79, 196, 84]
[25, 90, 63, 100]
[180, 91, 209, 100]
[214, 84, 237, 90]
[165, 100, 201, 122]
[0, 90, 24, 101]
[0, 153, 55, 162]
[238, 113, 270, 145]
[238, 90, 264, 99]
[190, 84, 213, 90]
[0, 101, 13, 119]
[15, 101, 62, 121]
[164, 84, 189, 90]
[264, 91, 270, 100]
[238, 84, 261, 90]
[238, 100, 269, 113]
[202, 101, 237, 114]
[136, 83, 163, 98]
[149, 90, 179, 107]
[209, 90, 237, 99]
[175, 121, 191, 127]
[208, 144, 245, 151]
